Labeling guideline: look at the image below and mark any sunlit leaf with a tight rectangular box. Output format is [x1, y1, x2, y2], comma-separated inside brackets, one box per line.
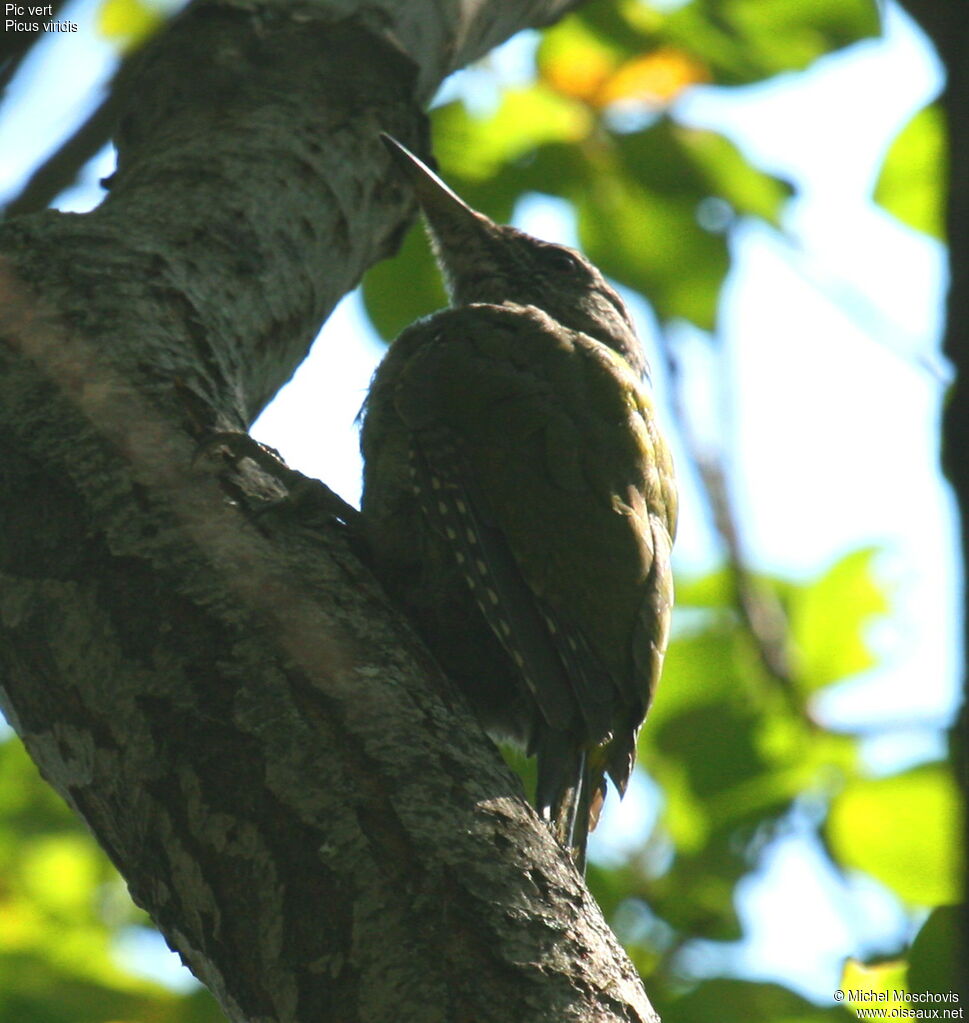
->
[21, 836, 101, 916]
[576, 119, 791, 326]
[674, 568, 739, 609]
[576, 125, 728, 328]
[754, 713, 858, 793]
[538, 15, 622, 103]
[648, 622, 736, 728]
[563, 0, 878, 91]
[644, 626, 788, 940]
[874, 104, 947, 240]
[401, 90, 790, 335]
[841, 957, 908, 1006]
[0, 738, 223, 1021]
[541, 15, 710, 109]
[433, 92, 592, 182]
[97, 0, 163, 49]
[661, 0, 882, 85]
[826, 764, 964, 906]
[788, 548, 889, 691]
[597, 48, 711, 107]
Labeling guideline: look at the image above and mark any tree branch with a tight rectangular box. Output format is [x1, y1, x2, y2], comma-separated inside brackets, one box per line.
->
[0, 1, 657, 1019]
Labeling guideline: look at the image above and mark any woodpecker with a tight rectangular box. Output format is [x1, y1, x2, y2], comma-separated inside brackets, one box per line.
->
[360, 134, 677, 869]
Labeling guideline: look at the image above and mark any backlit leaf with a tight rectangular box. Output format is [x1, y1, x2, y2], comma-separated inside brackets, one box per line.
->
[97, 0, 163, 49]
[841, 957, 908, 1006]
[432, 91, 592, 182]
[596, 48, 711, 108]
[874, 104, 947, 240]
[788, 548, 889, 691]
[826, 764, 964, 906]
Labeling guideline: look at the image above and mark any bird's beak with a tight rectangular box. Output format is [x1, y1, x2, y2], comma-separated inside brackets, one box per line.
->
[380, 133, 486, 244]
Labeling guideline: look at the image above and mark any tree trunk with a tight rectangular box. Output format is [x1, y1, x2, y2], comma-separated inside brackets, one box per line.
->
[894, 0, 969, 994]
[0, 0, 660, 1020]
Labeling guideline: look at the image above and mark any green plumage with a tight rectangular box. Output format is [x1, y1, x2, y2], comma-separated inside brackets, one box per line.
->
[361, 136, 677, 868]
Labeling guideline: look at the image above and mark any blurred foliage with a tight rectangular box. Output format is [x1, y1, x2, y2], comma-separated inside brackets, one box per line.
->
[787, 547, 891, 691]
[1, 0, 963, 1020]
[96, 0, 166, 50]
[662, 978, 854, 1022]
[0, 737, 222, 1021]
[827, 763, 962, 906]
[874, 103, 947, 241]
[633, 553, 965, 1015]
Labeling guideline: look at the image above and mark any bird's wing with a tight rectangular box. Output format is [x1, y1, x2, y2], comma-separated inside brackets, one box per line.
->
[392, 305, 669, 743]
[607, 512, 675, 794]
[404, 423, 582, 734]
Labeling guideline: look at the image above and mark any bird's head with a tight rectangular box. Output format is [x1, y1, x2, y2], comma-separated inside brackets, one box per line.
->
[380, 134, 647, 379]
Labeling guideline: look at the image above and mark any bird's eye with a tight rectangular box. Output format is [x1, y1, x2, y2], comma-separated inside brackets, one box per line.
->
[544, 248, 581, 273]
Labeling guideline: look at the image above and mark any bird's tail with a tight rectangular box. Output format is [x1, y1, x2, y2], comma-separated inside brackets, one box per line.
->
[536, 734, 606, 872]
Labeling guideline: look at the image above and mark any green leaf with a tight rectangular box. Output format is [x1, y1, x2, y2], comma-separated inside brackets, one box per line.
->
[676, 127, 794, 227]
[538, 4, 635, 91]
[660, 977, 856, 1022]
[0, 737, 224, 1021]
[578, 175, 727, 328]
[826, 764, 964, 906]
[539, 14, 711, 108]
[840, 957, 909, 1007]
[643, 628, 793, 940]
[673, 567, 734, 608]
[432, 91, 592, 182]
[788, 548, 889, 691]
[574, 120, 790, 327]
[576, 123, 731, 328]
[361, 220, 446, 343]
[559, 0, 879, 90]
[907, 906, 966, 998]
[661, 0, 882, 86]
[874, 104, 947, 240]
[97, 0, 163, 49]
[414, 90, 790, 334]
[648, 621, 736, 729]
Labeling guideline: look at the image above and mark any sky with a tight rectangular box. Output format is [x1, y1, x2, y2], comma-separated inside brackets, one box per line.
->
[0, 0, 957, 1004]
